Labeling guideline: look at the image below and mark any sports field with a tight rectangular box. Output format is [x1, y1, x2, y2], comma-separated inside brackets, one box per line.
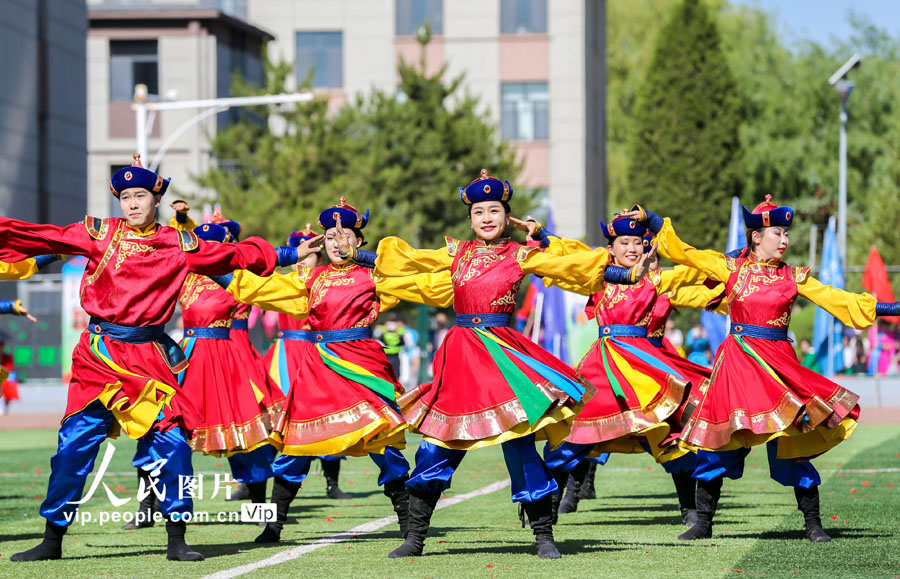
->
[0, 425, 898, 578]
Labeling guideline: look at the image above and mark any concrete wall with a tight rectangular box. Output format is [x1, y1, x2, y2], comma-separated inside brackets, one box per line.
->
[0, 0, 87, 223]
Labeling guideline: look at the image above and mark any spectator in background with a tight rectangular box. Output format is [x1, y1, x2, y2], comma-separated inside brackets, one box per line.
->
[799, 339, 821, 373]
[1, 333, 20, 415]
[399, 321, 421, 390]
[665, 319, 685, 357]
[374, 317, 405, 377]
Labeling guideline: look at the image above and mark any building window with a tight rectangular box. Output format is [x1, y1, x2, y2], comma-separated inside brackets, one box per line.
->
[296, 31, 343, 88]
[500, 0, 547, 34]
[501, 82, 549, 141]
[110, 40, 158, 102]
[396, 0, 443, 36]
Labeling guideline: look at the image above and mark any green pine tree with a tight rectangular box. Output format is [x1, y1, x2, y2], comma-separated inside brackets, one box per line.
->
[628, 0, 742, 250]
[198, 30, 526, 248]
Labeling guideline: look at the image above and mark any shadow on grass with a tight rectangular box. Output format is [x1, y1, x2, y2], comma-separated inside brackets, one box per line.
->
[438, 538, 635, 556]
[716, 527, 888, 541]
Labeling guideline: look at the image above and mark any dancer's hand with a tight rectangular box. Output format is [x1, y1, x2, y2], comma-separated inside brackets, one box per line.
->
[298, 235, 324, 260]
[334, 221, 353, 259]
[509, 216, 542, 241]
[628, 242, 658, 281]
[169, 200, 190, 213]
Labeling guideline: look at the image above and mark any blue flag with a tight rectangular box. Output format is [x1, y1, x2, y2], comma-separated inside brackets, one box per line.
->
[812, 217, 845, 375]
[700, 197, 745, 354]
[532, 208, 569, 364]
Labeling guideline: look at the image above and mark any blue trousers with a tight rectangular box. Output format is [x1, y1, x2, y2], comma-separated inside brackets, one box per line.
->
[227, 445, 278, 484]
[407, 435, 556, 503]
[272, 446, 409, 486]
[43, 402, 193, 527]
[694, 441, 821, 488]
[544, 440, 695, 475]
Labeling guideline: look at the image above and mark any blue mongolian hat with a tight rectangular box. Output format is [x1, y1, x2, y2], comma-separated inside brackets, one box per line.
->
[742, 194, 794, 229]
[109, 154, 170, 197]
[193, 223, 229, 243]
[459, 169, 513, 205]
[642, 232, 655, 253]
[599, 214, 647, 242]
[287, 223, 317, 247]
[317, 196, 369, 230]
[211, 213, 241, 242]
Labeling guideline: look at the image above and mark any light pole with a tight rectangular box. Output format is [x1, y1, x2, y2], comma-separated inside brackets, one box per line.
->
[828, 54, 861, 267]
[131, 84, 315, 172]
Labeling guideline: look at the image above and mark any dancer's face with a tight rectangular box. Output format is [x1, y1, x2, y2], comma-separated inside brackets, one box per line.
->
[469, 201, 509, 242]
[298, 251, 320, 269]
[324, 226, 361, 265]
[119, 188, 160, 229]
[608, 236, 643, 267]
[751, 226, 790, 261]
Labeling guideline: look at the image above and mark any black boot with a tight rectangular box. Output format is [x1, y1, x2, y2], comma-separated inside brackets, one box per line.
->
[549, 469, 569, 525]
[523, 496, 562, 559]
[255, 477, 301, 543]
[322, 459, 351, 499]
[795, 486, 831, 542]
[11, 521, 67, 562]
[678, 477, 722, 540]
[247, 481, 268, 504]
[576, 461, 598, 500]
[227, 483, 251, 501]
[388, 489, 440, 558]
[123, 469, 159, 530]
[383, 476, 410, 537]
[559, 461, 589, 514]
[672, 471, 698, 527]
[165, 518, 205, 561]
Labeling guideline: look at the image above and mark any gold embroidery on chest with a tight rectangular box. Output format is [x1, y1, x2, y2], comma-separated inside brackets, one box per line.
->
[309, 272, 356, 309]
[81, 225, 125, 299]
[115, 240, 156, 270]
[454, 252, 506, 287]
[180, 276, 220, 309]
[737, 274, 779, 302]
[766, 311, 791, 327]
[606, 286, 631, 308]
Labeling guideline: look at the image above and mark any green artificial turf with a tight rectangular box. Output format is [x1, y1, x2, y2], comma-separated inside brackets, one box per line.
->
[0, 425, 897, 578]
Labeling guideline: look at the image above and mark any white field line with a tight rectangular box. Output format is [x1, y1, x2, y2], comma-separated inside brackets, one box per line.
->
[201, 478, 511, 579]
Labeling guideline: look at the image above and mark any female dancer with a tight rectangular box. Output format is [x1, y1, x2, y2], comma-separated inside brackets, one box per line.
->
[214, 198, 445, 544]
[176, 222, 282, 507]
[635, 196, 900, 542]
[534, 217, 710, 525]
[341, 170, 648, 559]
[259, 225, 352, 500]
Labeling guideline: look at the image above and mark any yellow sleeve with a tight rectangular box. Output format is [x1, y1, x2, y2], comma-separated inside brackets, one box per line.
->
[543, 236, 594, 257]
[0, 259, 38, 281]
[169, 212, 198, 232]
[520, 245, 610, 294]
[373, 237, 454, 276]
[375, 271, 455, 308]
[541, 277, 594, 296]
[669, 284, 722, 310]
[653, 265, 708, 294]
[798, 275, 877, 329]
[225, 270, 309, 317]
[655, 218, 732, 283]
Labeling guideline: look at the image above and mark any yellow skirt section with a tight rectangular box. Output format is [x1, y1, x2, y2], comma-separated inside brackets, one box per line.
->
[422, 403, 577, 451]
[273, 419, 407, 458]
[678, 417, 858, 460]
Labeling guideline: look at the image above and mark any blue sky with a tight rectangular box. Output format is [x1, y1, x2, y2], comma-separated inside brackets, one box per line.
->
[731, 0, 900, 47]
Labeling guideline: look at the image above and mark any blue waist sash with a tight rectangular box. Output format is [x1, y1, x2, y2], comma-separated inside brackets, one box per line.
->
[279, 330, 312, 341]
[648, 336, 664, 348]
[88, 317, 186, 369]
[456, 313, 511, 328]
[183, 326, 230, 340]
[283, 327, 373, 343]
[598, 324, 648, 338]
[230, 319, 248, 331]
[729, 323, 789, 341]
